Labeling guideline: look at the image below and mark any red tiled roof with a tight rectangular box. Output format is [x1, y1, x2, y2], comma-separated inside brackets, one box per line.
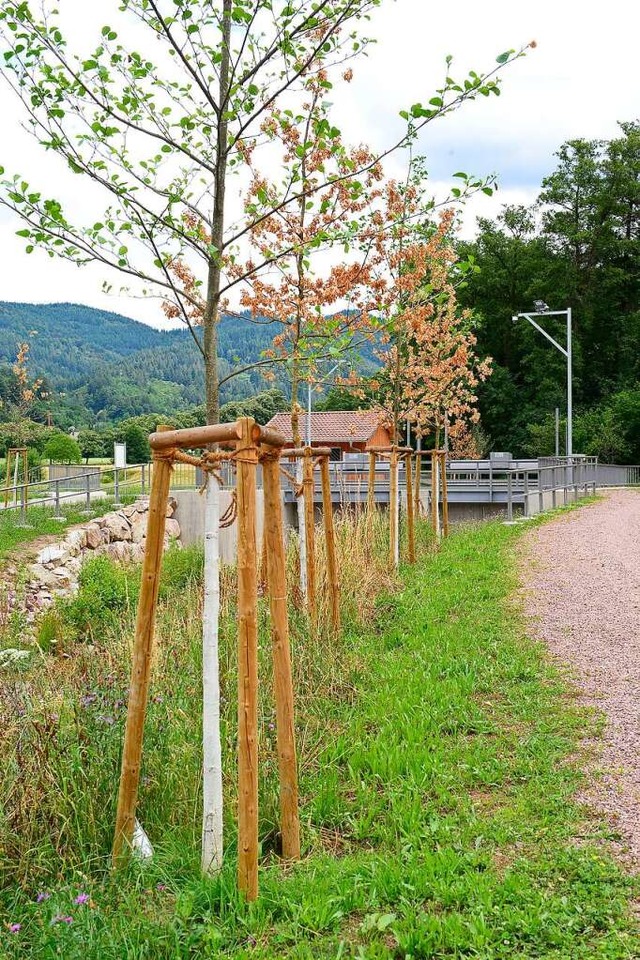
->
[265, 410, 384, 444]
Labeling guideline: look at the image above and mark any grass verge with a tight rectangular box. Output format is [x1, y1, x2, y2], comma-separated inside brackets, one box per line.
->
[1, 516, 638, 957]
[0, 495, 139, 562]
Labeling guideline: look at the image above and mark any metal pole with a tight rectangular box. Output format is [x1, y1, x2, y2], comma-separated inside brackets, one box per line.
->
[85, 473, 91, 513]
[114, 467, 121, 507]
[54, 479, 64, 520]
[507, 470, 513, 522]
[555, 407, 560, 457]
[567, 307, 573, 458]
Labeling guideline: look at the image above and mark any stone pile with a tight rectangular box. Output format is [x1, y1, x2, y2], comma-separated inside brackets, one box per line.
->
[13, 498, 180, 622]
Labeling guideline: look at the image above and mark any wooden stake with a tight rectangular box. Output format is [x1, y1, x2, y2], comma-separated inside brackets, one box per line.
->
[414, 451, 421, 517]
[320, 455, 341, 635]
[405, 453, 416, 563]
[236, 417, 259, 900]
[440, 452, 450, 537]
[367, 450, 376, 514]
[389, 448, 399, 568]
[113, 427, 172, 867]
[262, 447, 300, 860]
[302, 450, 316, 623]
[430, 450, 438, 536]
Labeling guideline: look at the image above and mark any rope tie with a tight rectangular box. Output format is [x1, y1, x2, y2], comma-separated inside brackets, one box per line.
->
[219, 491, 238, 528]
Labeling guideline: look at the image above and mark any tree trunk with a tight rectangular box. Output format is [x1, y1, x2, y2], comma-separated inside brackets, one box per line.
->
[200, 0, 231, 874]
[201, 474, 223, 873]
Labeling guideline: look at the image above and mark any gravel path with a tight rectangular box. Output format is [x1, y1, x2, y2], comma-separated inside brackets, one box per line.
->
[521, 488, 640, 867]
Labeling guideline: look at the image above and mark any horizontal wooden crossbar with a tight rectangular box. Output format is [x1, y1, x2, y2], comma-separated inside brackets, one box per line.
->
[149, 421, 286, 451]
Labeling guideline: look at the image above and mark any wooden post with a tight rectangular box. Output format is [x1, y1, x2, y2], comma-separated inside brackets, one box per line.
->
[236, 418, 260, 898]
[367, 450, 376, 514]
[261, 447, 300, 861]
[302, 449, 316, 623]
[405, 452, 416, 563]
[113, 427, 173, 867]
[430, 450, 438, 535]
[236, 417, 259, 900]
[389, 447, 399, 568]
[440, 452, 450, 537]
[414, 452, 421, 517]
[320, 455, 341, 634]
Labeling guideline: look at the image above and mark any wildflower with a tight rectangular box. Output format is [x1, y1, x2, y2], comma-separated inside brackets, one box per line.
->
[97, 714, 115, 726]
[36, 891, 50, 903]
[9, 923, 21, 933]
[156, 883, 167, 892]
[74, 893, 90, 906]
[51, 914, 73, 925]
[80, 693, 97, 708]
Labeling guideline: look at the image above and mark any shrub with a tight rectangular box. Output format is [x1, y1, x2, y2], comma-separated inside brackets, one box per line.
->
[60, 555, 138, 642]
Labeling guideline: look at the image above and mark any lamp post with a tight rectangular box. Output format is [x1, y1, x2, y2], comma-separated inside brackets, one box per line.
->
[306, 360, 347, 446]
[513, 302, 573, 457]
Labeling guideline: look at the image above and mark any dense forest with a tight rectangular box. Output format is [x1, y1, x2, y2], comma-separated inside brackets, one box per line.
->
[0, 122, 638, 462]
[459, 120, 640, 462]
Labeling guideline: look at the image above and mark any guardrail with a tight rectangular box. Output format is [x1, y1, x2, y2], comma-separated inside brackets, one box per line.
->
[594, 463, 640, 486]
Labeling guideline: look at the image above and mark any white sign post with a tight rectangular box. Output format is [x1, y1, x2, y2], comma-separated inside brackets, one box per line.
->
[113, 443, 127, 506]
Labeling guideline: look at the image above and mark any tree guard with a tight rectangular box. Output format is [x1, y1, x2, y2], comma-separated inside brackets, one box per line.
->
[282, 447, 341, 633]
[112, 417, 298, 903]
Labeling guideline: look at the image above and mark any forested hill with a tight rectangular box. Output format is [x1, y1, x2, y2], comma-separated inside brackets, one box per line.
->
[0, 302, 285, 424]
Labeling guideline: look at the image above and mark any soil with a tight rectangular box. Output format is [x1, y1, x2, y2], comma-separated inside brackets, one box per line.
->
[520, 489, 640, 868]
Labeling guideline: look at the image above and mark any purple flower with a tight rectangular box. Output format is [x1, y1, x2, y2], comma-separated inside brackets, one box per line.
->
[51, 914, 73, 925]
[156, 883, 167, 892]
[97, 715, 114, 726]
[80, 693, 97, 709]
[9, 923, 21, 934]
[36, 891, 50, 903]
[74, 893, 90, 906]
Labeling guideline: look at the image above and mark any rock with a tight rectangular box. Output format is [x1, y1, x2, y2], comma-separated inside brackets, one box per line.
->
[36, 544, 66, 566]
[106, 541, 130, 562]
[51, 567, 72, 587]
[29, 564, 63, 589]
[166, 497, 177, 517]
[130, 512, 148, 543]
[85, 523, 103, 549]
[130, 542, 145, 563]
[164, 518, 180, 540]
[65, 529, 87, 554]
[102, 513, 132, 542]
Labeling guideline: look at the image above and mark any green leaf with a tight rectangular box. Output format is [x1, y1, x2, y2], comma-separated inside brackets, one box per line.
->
[496, 50, 513, 64]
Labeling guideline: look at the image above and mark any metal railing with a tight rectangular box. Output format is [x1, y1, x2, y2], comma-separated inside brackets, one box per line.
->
[594, 463, 640, 487]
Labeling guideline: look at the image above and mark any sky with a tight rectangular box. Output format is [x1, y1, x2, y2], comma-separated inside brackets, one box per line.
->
[0, 0, 637, 328]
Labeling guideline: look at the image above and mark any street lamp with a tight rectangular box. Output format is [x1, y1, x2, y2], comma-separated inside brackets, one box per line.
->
[306, 360, 347, 446]
[512, 303, 573, 457]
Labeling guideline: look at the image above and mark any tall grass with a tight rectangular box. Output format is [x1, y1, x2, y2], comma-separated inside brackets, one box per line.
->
[0, 507, 426, 890]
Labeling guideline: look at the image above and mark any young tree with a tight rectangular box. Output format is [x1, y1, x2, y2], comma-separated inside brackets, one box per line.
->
[43, 432, 82, 463]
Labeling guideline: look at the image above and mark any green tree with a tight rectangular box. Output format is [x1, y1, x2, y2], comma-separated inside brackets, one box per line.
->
[77, 428, 107, 463]
[43, 433, 82, 463]
[122, 423, 151, 463]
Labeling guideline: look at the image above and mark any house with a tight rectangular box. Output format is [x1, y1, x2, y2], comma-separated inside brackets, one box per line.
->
[264, 410, 392, 460]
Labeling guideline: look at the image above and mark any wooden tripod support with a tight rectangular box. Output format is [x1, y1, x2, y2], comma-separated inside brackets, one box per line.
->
[112, 417, 298, 903]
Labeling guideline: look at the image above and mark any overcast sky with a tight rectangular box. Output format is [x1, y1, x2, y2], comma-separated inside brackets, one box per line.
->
[0, 0, 637, 328]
